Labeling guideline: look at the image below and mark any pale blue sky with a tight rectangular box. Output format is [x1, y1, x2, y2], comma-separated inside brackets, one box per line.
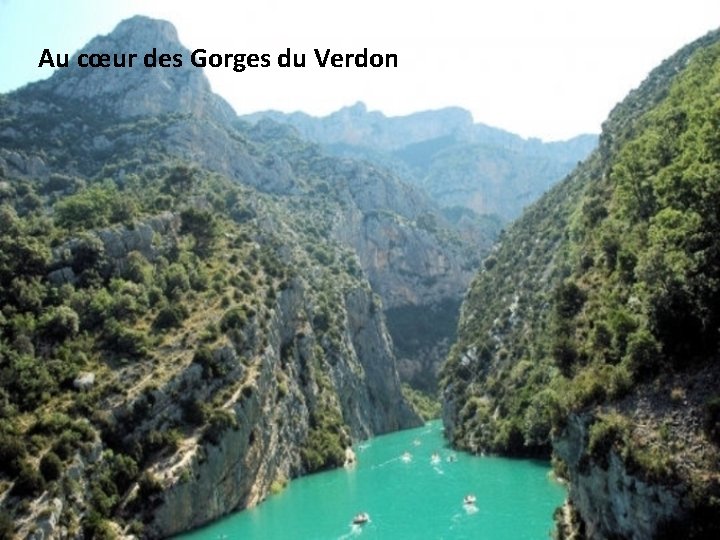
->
[1, 0, 719, 140]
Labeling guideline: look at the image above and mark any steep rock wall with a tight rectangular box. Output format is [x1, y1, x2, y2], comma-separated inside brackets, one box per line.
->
[143, 278, 418, 537]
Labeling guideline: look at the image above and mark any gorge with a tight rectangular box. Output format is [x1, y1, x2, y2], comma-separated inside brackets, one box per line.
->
[1, 13, 718, 540]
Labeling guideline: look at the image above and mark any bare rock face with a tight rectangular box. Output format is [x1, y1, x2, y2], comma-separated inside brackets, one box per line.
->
[333, 175, 478, 389]
[144, 279, 418, 537]
[339, 211, 471, 308]
[43, 16, 235, 124]
[5, 17, 297, 194]
[554, 414, 683, 540]
[241, 103, 597, 221]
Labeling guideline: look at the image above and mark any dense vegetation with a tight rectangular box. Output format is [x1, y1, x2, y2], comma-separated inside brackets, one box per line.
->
[441, 30, 720, 534]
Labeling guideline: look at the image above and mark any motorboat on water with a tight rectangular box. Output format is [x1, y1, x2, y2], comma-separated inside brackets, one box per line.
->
[401, 451, 412, 462]
[430, 452, 441, 464]
[353, 512, 370, 525]
[463, 494, 477, 506]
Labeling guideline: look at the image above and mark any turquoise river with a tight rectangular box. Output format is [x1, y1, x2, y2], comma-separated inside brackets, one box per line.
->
[176, 421, 566, 539]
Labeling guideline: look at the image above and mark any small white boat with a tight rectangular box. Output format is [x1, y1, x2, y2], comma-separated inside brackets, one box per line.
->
[446, 453, 458, 462]
[353, 512, 370, 525]
[401, 451, 412, 462]
[430, 452, 441, 464]
[412, 439, 421, 446]
[463, 494, 477, 506]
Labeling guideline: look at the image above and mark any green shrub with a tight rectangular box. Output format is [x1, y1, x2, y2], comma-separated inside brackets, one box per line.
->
[143, 429, 180, 455]
[11, 461, 46, 496]
[202, 409, 238, 445]
[163, 263, 190, 298]
[55, 183, 127, 230]
[554, 280, 586, 319]
[192, 346, 226, 379]
[108, 453, 139, 493]
[137, 471, 163, 500]
[0, 434, 26, 476]
[102, 319, 148, 358]
[181, 399, 208, 426]
[39, 451, 63, 481]
[625, 329, 661, 377]
[588, 412, 629, 467]
[152, 303, 189, 331]
[51, 429, 83, 461]
[82, 511, 117, 540]
[220, 306, 247, 332]
[38, 305, 80, 341]
[180, 207, 218, 255]
[703, 396, 720, 445]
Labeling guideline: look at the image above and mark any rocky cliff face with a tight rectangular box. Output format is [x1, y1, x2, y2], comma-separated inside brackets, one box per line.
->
[555, 415, 682, 540]
[239, 120, 484, 391]
[552, 361, 720, 540]
[143, 278, 416, 537]
[243, 102, 476, 151]
[241, 102, 595, 391]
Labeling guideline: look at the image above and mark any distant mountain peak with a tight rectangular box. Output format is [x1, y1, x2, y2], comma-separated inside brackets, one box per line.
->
[342, 101, 368, 115]
[109, 15, 180, 45]
[28, 15, 235, 122]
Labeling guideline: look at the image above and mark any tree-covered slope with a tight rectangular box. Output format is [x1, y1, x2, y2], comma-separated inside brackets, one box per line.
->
[441, 29, 720, 539]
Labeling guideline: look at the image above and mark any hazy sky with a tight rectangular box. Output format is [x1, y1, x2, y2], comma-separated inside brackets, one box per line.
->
[1, 0, 719, 140]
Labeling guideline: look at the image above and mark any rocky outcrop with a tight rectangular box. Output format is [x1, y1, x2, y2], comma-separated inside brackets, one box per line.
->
[144, 278, 418, 537]
[48, 212, 180, 284]
[335, 210, 473, 309]
[332, 175, 478, 389]
[40, 16, 236, 124]
[554, 414, 683, 540]
[0, 149, 49, 179]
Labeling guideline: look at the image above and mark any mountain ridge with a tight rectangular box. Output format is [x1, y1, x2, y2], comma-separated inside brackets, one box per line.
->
[241, 102, 597, 222]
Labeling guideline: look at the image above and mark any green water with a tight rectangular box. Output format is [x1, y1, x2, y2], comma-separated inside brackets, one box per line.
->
[176, 421, 565, 539]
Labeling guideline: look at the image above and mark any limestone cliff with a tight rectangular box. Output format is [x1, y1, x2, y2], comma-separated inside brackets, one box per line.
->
[142, 278, 417, 537]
